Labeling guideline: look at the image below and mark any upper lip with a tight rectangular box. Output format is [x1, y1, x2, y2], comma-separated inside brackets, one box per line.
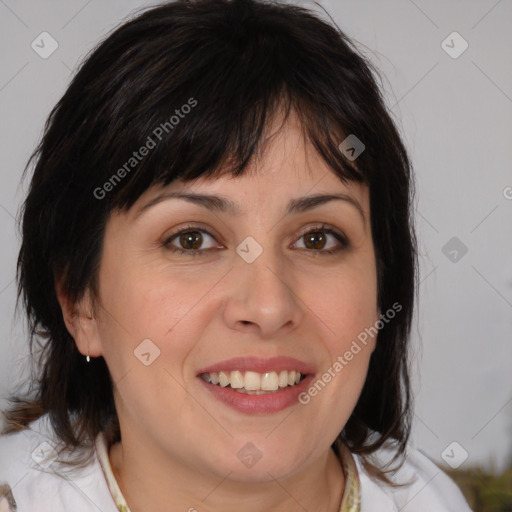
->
[197, 356, 315, 376]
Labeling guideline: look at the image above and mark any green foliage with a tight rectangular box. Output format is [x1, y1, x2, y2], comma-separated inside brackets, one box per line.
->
[445, 464, 512, 512]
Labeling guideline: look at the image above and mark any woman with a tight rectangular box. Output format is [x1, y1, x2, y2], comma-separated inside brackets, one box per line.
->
[0, 0, 473, 510]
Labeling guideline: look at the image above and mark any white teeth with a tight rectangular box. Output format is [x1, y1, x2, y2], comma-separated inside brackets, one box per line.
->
[278, 370, 288, 388]
[244, 371, 261, 391]
[261, 371, 279, 391]
[230, 370, 244, 389]
[219, 371, 230, 387]
[201, 369, 304, 392]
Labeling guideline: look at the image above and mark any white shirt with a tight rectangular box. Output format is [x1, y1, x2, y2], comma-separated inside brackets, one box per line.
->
[0, 414, 473, 511]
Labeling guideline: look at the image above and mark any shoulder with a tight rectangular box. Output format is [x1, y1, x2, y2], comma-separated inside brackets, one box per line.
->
[0, 414, 118, 512]
[352, 440, 473, 512]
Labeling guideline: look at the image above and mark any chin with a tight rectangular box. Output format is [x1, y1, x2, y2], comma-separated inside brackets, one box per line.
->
[203, 439, 307, 483]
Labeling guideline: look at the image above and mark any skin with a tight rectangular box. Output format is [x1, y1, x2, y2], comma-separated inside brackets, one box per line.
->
[58, 109, 380, 512]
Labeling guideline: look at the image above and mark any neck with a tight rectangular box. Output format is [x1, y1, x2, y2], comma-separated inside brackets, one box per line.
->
[109, 435, 345, 512]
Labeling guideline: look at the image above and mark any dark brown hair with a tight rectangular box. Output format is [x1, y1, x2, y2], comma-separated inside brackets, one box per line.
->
[4, 0, 418, 486]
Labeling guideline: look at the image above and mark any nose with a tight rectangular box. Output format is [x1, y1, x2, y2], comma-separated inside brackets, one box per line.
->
[222, 248, 305, 339]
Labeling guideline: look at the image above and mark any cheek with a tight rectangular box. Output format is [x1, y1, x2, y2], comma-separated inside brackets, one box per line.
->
[297, 268, 377, 440]
[298, 254, 378, 412]
[96, 259, 219, 372]
[303, 259, 379, 343]
[95, 264, 215, 426]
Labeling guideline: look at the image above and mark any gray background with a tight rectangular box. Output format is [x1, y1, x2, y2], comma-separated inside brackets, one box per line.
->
[1, 0, 511, 473]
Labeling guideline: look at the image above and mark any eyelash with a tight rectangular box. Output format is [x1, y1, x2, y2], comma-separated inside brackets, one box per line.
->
[162, 223, 349, 257]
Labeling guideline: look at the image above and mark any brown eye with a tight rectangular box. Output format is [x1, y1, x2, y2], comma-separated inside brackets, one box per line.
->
[179, 230, 203, 250]
[163, 227, 220, 256]
[293, 225, 349, 255]
[303, 231, 327, 250]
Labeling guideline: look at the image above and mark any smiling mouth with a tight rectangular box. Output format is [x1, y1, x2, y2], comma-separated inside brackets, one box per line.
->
[200, 370, 306, 394]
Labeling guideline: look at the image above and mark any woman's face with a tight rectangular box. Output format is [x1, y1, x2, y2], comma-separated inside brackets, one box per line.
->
[78, 112, 380, 482]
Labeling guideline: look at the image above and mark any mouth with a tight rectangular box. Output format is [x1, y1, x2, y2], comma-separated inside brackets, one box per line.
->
[196, 356, 315, 414]
[199, 369, 307, 394]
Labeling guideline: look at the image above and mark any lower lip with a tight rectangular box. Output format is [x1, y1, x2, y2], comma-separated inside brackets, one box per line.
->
[198, 374, 315, 414]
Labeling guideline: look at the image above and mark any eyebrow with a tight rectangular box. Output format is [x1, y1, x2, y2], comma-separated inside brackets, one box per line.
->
[135, 191, 365, 222]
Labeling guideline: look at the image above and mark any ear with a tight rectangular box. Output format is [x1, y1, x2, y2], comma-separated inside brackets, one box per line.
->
[56, 279, 103, 358]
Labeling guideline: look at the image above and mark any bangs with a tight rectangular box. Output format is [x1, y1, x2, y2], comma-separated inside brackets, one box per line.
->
[113, 92, 366, 211]
[81, 1, 372, 211]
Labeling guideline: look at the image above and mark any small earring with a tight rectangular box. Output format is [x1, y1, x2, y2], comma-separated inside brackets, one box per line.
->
[86, 349, 91, 363]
